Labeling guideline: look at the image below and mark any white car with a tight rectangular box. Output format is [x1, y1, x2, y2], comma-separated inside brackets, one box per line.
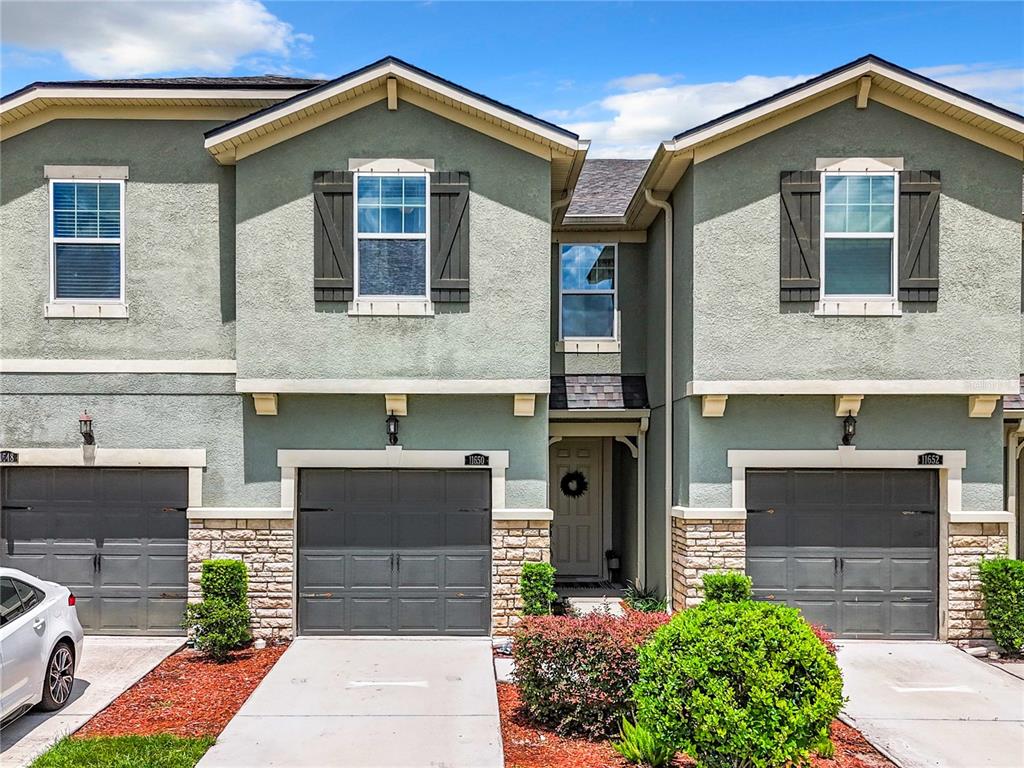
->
[0, 568, 84, 727]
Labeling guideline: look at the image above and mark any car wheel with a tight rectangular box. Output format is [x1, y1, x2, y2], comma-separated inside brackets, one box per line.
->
[38, 642, 75, 712]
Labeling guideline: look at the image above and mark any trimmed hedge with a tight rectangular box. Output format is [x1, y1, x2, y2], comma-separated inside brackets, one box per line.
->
[512, 611, 670, 738]
[979, 558, 1024, 654]
[520, 562, 558, 616]
[635, 600, 844, 768]
[199, 559, 248, 603]
[701, 571, 752, 603]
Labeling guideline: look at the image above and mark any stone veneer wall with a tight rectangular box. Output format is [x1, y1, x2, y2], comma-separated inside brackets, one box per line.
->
[492, 519, 550, 636]
[187, 518, 295, 641]
[947, 522, 1008, 645]
[671, 516, 746, 610]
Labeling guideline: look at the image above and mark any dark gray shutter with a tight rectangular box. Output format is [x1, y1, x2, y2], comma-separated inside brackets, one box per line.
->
[898, 171, 940, 303]
[429, 171, 470, 303]
[313, 171, 354, 302]
[780, 171, 821, 302]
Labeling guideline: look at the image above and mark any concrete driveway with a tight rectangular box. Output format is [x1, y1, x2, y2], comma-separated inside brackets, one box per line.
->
[838, 642, 1024, 768]
[198, 637, 502, 768]
[0, 636, 183, 767]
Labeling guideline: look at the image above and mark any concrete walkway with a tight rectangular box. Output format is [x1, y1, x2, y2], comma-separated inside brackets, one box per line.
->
[838, 642, 1024, 768]
[0, 636, 183, 768]
[198, 637, 503, 768]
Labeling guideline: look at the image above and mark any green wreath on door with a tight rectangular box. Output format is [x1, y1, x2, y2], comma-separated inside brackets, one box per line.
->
[559, 470, 589, 498]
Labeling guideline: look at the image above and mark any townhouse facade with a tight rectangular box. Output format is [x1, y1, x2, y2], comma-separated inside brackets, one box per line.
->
[1, 55, 1021, 645]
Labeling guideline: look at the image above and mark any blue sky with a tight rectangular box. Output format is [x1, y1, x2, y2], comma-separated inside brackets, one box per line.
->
[3, 1, 1021, 156]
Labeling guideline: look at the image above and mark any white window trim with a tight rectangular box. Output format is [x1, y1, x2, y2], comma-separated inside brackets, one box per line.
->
[352, 171, 430, 304]
[818, 170, 899, 306]
[48, 178, 126, 307]
[558, 242, 619, 344]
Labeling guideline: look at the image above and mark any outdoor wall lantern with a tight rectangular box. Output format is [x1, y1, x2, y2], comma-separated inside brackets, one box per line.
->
[79, 411, 95, 445]
[386, 413, 400, 446]
[841, 414, 856, 446]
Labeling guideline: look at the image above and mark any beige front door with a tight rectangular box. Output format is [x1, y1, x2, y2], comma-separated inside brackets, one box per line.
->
[550, 438, 604, 579]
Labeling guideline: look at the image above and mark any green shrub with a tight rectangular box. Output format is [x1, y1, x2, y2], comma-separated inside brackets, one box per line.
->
[183, 598, 252, 661]
[520, 562, 558, 616]
[634, 600, 844, 768]
[624, 581, 668, 613]
[512, 611, 670, 738]
[612, 718, 676, 767]
[701, 571, 752, 603]
[199, 559, 249, 603]
[979, 558, 1024, 654]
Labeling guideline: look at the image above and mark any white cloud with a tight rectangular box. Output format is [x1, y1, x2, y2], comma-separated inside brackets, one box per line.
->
[1, 0, 312, 78]
[568, 73, 809, 158]
[607, 73, 676, 92]
[915, 63, 1024, 112]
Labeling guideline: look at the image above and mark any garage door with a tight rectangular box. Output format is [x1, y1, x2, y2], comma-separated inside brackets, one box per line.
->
[298, 468, 491, 635]
[1, 467, 188, 635]
[746, 468, 938, 639]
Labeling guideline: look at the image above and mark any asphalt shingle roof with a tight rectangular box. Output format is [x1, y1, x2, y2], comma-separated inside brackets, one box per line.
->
[565, 159, 648, 218]
[2, 75, 325, 102]
[550, 375, 649, 410]
[1005, 375, 1024, 412]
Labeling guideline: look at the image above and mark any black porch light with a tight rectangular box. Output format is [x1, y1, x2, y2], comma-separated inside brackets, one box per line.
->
[841, 414, 856, 446]
[79, 411, 95, 445]
[386, 413, 400, 446]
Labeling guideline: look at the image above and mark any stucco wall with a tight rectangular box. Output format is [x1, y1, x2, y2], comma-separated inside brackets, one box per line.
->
[689, 100, 1021, 382]
[233, 100, 551, 381]
[0, 119, 236, 360]
[0, 386, 548, 509]
[686, 395, 1004, 511]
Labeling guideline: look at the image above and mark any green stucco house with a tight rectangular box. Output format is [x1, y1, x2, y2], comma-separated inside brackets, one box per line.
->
[1, 55, 1021, 645]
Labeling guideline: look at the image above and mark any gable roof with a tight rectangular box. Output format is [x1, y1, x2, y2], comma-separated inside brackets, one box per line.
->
[2, 75, 324, 103]
[203, 56, 587, 167]
[625, 54, 1024, 229]
[564, 159, 649, 218]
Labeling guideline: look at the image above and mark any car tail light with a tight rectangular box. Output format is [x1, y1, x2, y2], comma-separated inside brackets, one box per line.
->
[68, 593, 76, 607]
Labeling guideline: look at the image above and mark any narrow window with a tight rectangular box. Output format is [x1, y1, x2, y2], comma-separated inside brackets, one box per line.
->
[560, 243, 617, 339]
[354, 173, 429, 299]
[822, 172, 897, 299]
[50, 180, 124, 302]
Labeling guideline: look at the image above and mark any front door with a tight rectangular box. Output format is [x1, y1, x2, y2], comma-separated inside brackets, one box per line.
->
[550, 439, 604, 579]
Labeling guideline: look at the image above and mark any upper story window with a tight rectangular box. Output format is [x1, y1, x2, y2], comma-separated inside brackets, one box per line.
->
[50, 179, 124, 302]
[822, 172, 897, 299]
[560, 243, 617, 339]
[355, 173, 428, 299]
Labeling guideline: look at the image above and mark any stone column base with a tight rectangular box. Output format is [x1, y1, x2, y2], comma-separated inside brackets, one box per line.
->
[492, 519, 550, 636]
[671, 517, 746, 610]
[947, 522, 1008, 643]
[188, 518, 295, 641]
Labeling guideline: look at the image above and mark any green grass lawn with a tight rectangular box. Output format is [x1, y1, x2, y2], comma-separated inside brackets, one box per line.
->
[31, 735, 215, 768]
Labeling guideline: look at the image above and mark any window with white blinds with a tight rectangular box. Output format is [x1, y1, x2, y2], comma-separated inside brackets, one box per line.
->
[50, 180, 124, 301]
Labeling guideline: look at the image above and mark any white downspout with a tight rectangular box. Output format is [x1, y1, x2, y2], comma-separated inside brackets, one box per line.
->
[645, 189, 673, 609]
[637, 416, 649, 583]
[1008, 420, 1022, 559]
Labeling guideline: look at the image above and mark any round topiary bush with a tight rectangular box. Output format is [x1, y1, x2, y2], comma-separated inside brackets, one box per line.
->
[634, 600, 843, 768]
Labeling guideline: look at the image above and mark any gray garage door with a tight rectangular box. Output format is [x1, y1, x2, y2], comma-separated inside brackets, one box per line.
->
[298, 468, 491, 635]
[746, 468, 938, 639]
[1, 467, 188, 635]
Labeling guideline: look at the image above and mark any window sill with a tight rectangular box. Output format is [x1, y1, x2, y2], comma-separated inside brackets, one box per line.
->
[814, 300, 902, 317]
[45, 302, 128, 319]
[556, 339, 621, 354]
[348, 300, 434, 317]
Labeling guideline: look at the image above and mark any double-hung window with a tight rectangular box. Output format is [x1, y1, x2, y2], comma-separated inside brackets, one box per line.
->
[559, 243, 617, 339]
[821, 172, 897, 299]
[50, 179, 124, 303]
[354, 173, 428, 299]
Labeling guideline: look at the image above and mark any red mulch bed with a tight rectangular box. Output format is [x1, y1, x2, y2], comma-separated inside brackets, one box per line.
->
[75, 644, 287, 739]
[498, 683, 894, 768]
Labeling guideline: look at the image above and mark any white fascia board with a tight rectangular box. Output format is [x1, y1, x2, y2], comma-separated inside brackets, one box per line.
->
[1, 87, 306, 115]
[235, 378, 550, 394]
[1, 359, 237, 374]
[278, 447, 511, 470]
[727, 447, 967, 471]
[203, 61, 584, 152]
[663, 61, 1024, 154]
[686, 379, 1020, 396]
